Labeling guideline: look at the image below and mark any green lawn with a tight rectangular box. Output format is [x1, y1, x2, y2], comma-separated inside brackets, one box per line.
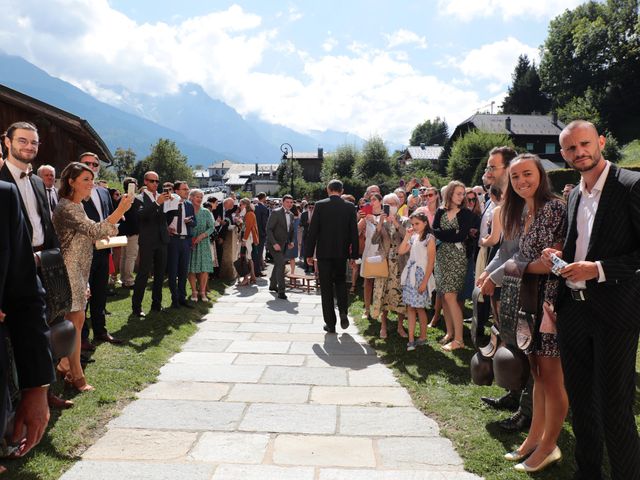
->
[350, 294, 639, 480]
[2, 280, 227, 480]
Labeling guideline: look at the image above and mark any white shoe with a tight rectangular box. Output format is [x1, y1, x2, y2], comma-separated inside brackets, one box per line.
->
[514, 446, 562, 472]
[190, 295, 198, 302]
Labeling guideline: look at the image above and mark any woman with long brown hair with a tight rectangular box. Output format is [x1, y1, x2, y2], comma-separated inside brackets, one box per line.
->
[53, 162, 133, 392]
[498, 153, 568, 473]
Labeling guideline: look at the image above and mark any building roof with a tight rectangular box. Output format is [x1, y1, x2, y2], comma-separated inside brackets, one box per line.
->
[540, 159, 563, 171]
[285, 152, 321, 160]
[193, 169, 209, 178]
[207, 160, 235, 169]
[458, 113, 565, 136]
[225, 174, 249, 187]
[406, 145, 444, 160]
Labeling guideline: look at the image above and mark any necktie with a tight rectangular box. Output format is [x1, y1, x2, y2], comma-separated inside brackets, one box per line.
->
[46, 188, 56, 211]
[177, 203, 183, 234]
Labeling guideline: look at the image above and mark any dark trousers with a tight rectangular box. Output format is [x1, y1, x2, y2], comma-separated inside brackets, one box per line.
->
[317, 258, 349, 329]
[167, 236, 191, 304]
[268, 246, 286, 294]
[132, 243, 167, 312]
[557, 294, 640, 480]
[83, 251, 109, 339]
[255, 236, 266, 274]
[252, 241, 263, 274]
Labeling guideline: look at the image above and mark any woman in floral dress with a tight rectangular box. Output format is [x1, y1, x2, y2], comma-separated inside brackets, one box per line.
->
[188, 189, 215, 301]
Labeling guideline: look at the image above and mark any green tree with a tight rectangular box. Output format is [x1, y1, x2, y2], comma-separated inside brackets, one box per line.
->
[276, 158, 304, 195]
[354, 135, 391, 182]
[409, 117, 449, 146]
[540, 0, 640, 141]
[602, 131, 622, 163]
[447, 130, 515, 186]
[320, 144, 359, 182]
[112, 147, 137, 180]
[620, 139, 640, 167]
[557, 89, 602, 128]
[133, 139, 193, 185]
[501, 55, 551, 114]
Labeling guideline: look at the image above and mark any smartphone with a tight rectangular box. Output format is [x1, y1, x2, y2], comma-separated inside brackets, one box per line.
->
[163, 187, 171, 194]
[383, 204, 390, 216]
[412, 188, 419, 197]
[361, 204, 373, 216]
[127, 182, 136, 196]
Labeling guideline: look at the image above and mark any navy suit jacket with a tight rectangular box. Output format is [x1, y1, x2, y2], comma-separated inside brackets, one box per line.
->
[255, 202, 270, 240]
[82, 186, 114, 257]
[0, 181, 54, 436]
[165, 200, 197, 237]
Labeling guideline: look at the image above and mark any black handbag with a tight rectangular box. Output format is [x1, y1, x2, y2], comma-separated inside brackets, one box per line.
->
[38, 249, 72, 325]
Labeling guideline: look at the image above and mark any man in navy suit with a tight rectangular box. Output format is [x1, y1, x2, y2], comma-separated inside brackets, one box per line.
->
[254, 192, 270, 276]
[0, 181, 55, 465]
[78, 153, 122, 346]
[544, 120, 640, 480]
[165, 181, 196, 308]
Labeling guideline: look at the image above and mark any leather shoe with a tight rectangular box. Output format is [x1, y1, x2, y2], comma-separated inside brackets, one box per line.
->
[269, 286, 278, 292]
[514, 446, 562, 472]
[133, 310, 146, 318]
[340, 313, 350, 329]
[179, 301, 194, 309]
[481, 395, 519, 411]
[277, 293, 288, 300]
[323, 325, 336, 333]
[81, 339, 96, 351]
[150, 305, 166, 312]
[48, 392, 74, 409]
[97, 332, 124, 344]
[498, 411, 531, 432]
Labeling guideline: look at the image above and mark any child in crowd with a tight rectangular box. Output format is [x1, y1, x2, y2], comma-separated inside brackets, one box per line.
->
[398, 211, 436, 351]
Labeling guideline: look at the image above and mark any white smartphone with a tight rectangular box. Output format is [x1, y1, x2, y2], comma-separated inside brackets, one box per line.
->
[127, 182, 136, 196]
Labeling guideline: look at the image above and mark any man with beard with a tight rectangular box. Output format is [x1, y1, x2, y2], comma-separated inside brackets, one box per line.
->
[543, 120, 640, 480]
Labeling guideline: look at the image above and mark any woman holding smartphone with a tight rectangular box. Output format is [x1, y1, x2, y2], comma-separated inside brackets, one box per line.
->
[359, 192, 383, 319]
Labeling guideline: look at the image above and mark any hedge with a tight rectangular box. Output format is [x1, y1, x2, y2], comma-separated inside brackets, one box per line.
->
[547, 165, 640, 193]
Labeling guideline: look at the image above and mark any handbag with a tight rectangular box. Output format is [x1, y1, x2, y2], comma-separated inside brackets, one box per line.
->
[38, 248, 72, 325]
[362, 255, 389, 278]
[500, 259, 539, 352]
[233, 256, 250, 277]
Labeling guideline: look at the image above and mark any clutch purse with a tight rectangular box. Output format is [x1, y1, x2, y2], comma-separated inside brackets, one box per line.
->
[38, 248, 72, 325]
[95, 236, 128, 250]
[362, 255, 389, 278]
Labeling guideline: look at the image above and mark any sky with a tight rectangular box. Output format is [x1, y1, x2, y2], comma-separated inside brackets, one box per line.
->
[0, 0, 587, 145]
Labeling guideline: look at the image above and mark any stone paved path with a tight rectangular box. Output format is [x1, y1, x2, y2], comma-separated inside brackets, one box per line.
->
[62, 281, 483, 480]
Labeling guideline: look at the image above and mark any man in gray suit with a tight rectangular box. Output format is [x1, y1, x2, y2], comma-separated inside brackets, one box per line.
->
[266, 194, 294, 299]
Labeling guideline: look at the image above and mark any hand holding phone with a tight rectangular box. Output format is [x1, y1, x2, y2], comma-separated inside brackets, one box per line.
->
[412, 188, 419, 197]
[127, 182, 136, 196]
[383, 204, 390, 216]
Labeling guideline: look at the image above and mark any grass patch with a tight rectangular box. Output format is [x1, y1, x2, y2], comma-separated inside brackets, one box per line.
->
[350, 293, 639, 480]
[2, 280, 228, 479]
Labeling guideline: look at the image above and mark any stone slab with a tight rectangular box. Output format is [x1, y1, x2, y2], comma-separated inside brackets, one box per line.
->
[348, 366, 399, 386]
[288, 341, 377, 356]
[234, 353, 305, 366]
[319, 470, 481, 480]
[211, 464, 315, 480]
[236, 323, 291, 333]
[159, 363, 264, 383]
[83, 428, 197, 460]
[204, 306, 249, 316]
[180, 338, 232, 352]
[256, 314, 314, 324]
[61, 461, 214, 480]
[273, 434, 375, 467]
[251, 332, 333, 342]
[377, 437, 465, 470]
[188, 432, 270, 464]
[110, 399, 245, 431]
[226, 340, 291, 354]
[304, 354, 383, 370]
[226, 383, 310, 403]
[137, 381, 229, 401]
[196, 330, 254, 340]
[203, 313, 257, 323]
[310, 386, 413, 406]
[239, 403, 336, 434]
[262, 366, 348, 386]
[197, 322, 240, 331]
[169, 352, 237, 364]
[339, 406, 440, 436]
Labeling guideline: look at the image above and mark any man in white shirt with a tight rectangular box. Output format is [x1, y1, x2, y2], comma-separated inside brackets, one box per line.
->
[37, 164, 58, 215]
[543, 120, 640, 480]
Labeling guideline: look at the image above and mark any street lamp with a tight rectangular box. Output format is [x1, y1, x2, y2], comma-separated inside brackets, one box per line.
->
[280, 142, 294, 198]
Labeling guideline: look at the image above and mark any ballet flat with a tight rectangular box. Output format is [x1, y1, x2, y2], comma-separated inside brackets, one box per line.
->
[504, 446, 536, 462]
[514, 446, 561, 472]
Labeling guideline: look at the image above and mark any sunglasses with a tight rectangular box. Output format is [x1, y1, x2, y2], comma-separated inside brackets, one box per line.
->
[82, 161, 100, 168]
[425, 193, 435, 198]
[146, 179, 160, 183]
[467, 197, 477, 202]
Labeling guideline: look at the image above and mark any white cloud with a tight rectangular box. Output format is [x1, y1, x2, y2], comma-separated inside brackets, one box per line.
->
[384, 28, 427, 49]
[288, 6, 303, 22]
[0, 0, 491, 143]
[456, 37, 540, 84]
[322, 36, 338, 52]
[438, 0, 585, 21]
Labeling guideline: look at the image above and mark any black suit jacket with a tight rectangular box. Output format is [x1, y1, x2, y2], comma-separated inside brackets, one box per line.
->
[0, 164, 58, 249]
[0, 182, 54, 436]
[137, 193, 169, 248]
[305, 195, 359, 260]
[255, 202, 270, 240]
[559, 164, 640, 329]
[83, 186, 114, 257]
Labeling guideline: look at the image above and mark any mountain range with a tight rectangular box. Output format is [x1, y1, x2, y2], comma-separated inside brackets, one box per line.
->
[0, 53, 397, 165]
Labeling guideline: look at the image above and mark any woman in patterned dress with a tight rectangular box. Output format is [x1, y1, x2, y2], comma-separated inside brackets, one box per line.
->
[358, 193, 383, 318]
[188, 189, 215, 301]
[53, 162, 133, 392]
[371, 193, 409, 339]
[432, 180, 474, 351]
[498, 154, 568, 473]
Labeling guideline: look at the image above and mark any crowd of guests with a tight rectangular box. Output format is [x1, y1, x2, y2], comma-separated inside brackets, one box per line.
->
[0, 118, 638, 480]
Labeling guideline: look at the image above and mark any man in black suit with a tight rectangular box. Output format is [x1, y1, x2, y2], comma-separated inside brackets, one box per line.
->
[266, 194, 294, 299]
[543, 120, 640, 480]
[299, 202, 314, 274]
[36, 164, 58, 215]
[132, 171, 171, 317]
[0, 181, 55, 463]
[305, 180, 359, 333]
[78, 153, 121, 346]
[254, 192, 270, 276]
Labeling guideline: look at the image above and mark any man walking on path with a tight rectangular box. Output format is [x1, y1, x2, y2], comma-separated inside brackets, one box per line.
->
[305, 179, 359, 333]
[266, 194, 294, 300]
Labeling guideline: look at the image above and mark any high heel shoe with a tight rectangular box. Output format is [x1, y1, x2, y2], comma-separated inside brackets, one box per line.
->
[514, 446, 562, 472]
[65, 375, 95, 393]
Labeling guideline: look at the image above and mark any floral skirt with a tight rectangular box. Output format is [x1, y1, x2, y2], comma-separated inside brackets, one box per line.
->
[402, 265, 431, 308]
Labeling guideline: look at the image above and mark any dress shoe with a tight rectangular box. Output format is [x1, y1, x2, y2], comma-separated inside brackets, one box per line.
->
[481, 394, 519, 411]
[150, 305, 166, 312]
[498, 411, 531, 432]
[340, 313, 350, 330]
[179, 301, 194, 309]
[277, 293, 288, 300]
[48, 392, 74, 409]
[81, 339, 96, 352]
[323, 325, 336, 333]
[269, 286, 278, 292]
[96, 332, 124, 344]
[514, 446, 562, 472]
[133, 310, 146, 318]
[504, 446, 537, 462]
